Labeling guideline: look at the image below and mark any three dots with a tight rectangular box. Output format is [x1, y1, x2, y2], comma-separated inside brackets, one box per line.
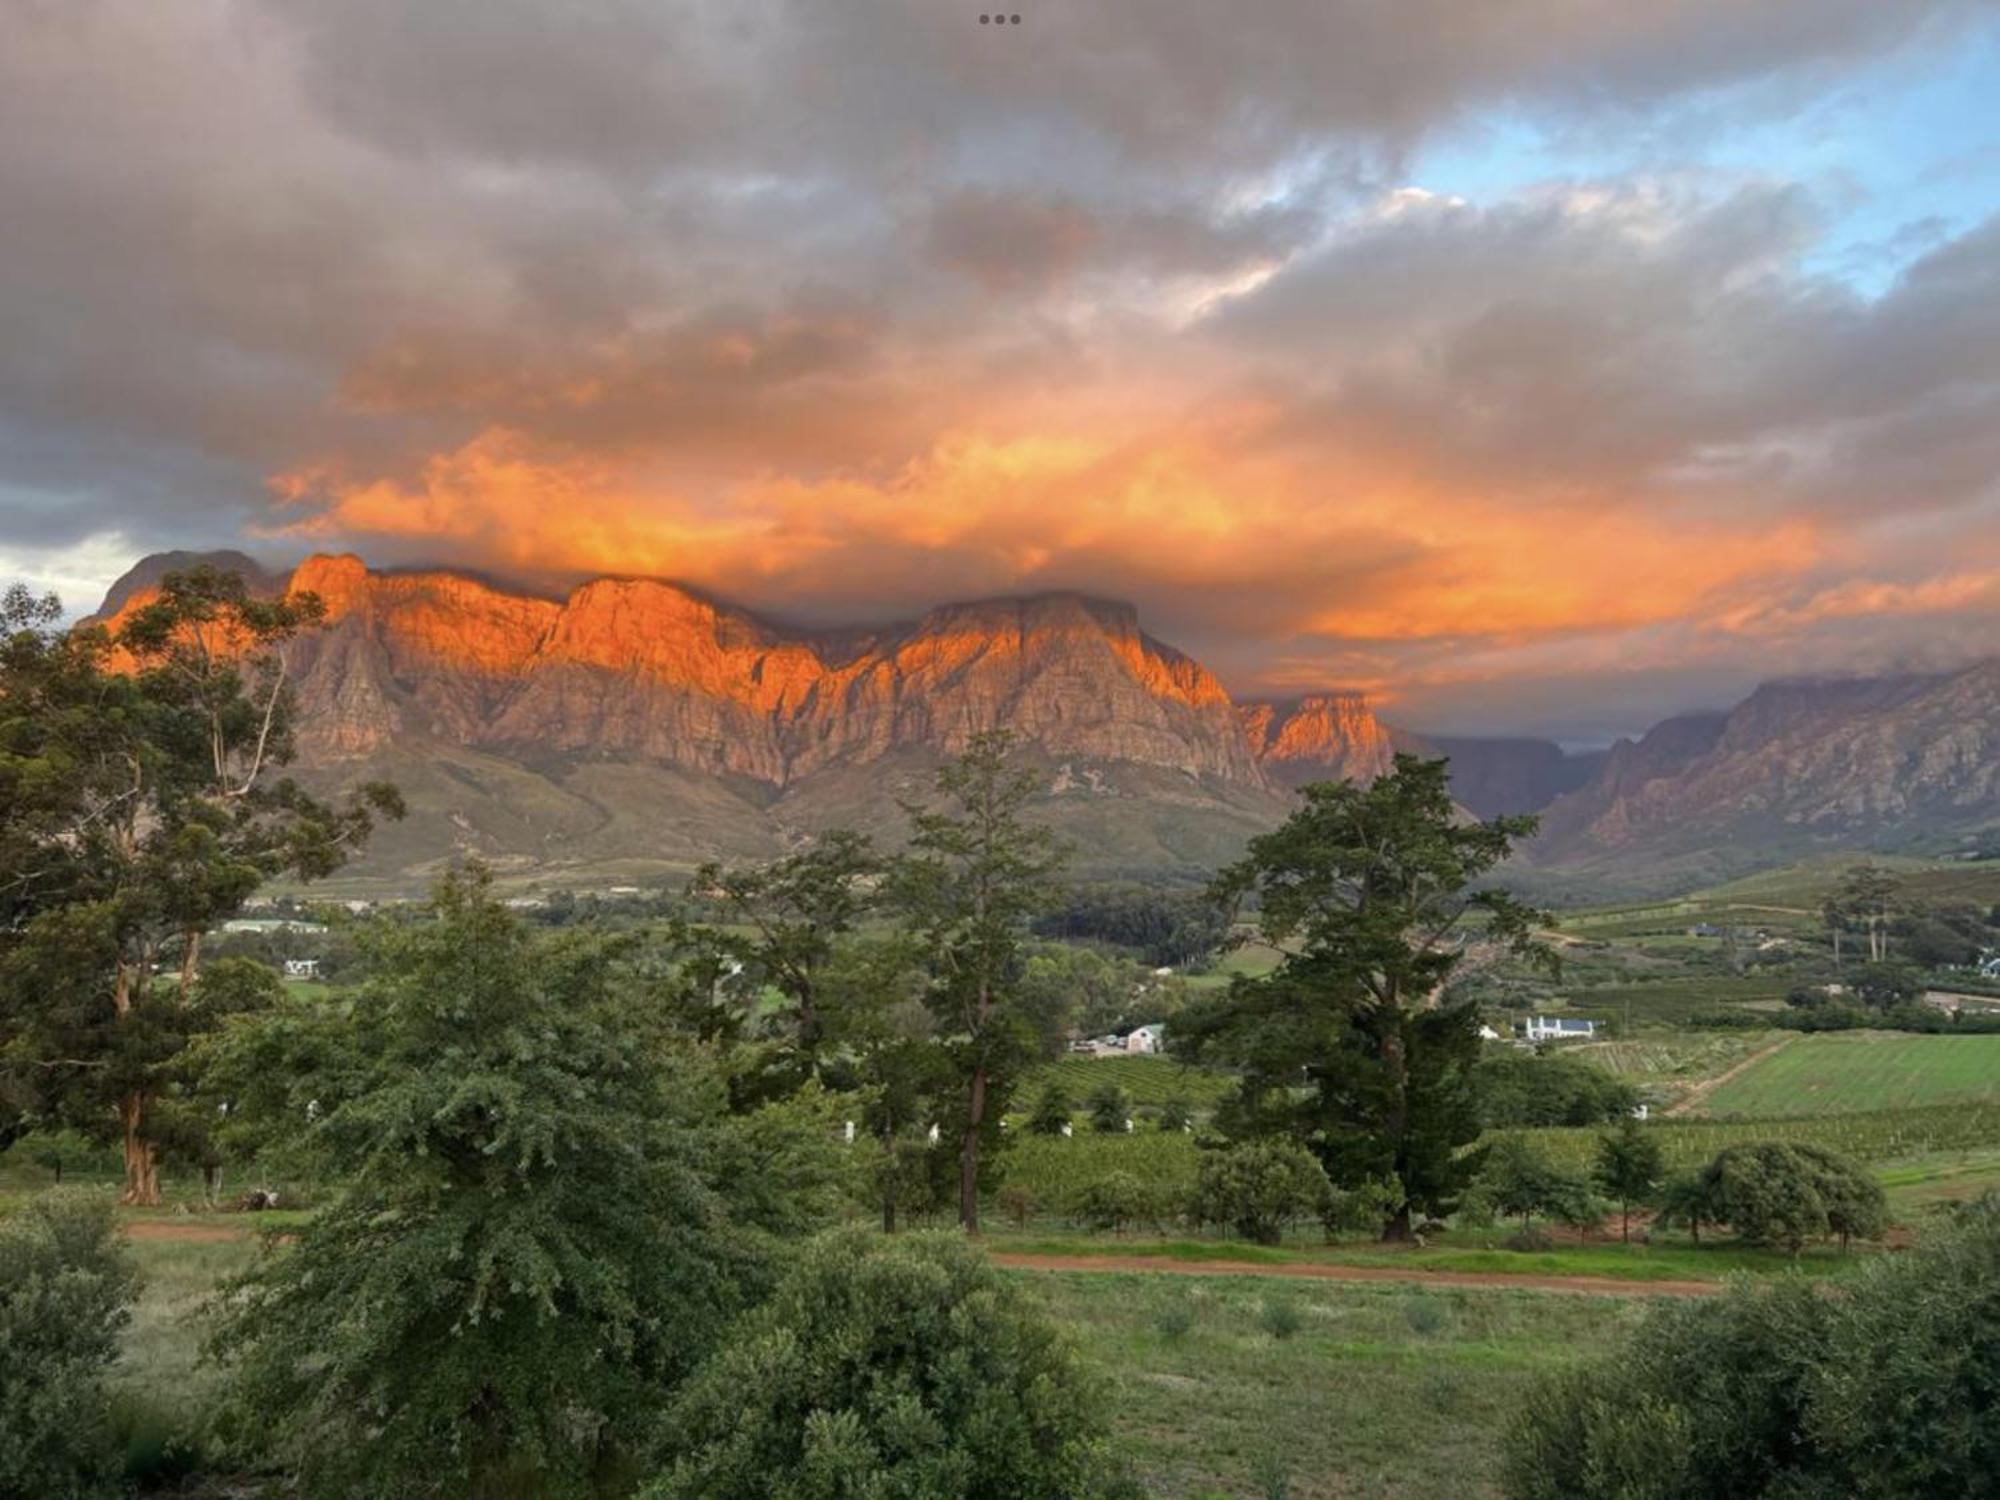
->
[978, 13, 1022, 23]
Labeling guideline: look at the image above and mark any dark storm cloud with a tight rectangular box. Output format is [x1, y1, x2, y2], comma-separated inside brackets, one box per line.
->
[0, 0, 1995, 732]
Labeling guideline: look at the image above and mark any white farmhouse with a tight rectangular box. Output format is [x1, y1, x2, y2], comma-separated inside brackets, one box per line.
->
[1522, 1016, 1596, 1043]
[1125, 1024, 1165, 1055]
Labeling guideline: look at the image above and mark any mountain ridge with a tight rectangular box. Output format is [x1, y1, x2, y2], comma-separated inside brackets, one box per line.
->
[86, 551, 1998, 890]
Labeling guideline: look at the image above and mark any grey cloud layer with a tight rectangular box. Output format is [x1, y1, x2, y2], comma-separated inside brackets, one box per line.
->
[0, 0, 1995, 734]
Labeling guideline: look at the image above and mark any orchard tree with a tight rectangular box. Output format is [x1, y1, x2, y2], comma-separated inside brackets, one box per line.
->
[1087, 1081, 1130, 1134]
[0, 568, 399, 1203]
[1595, 1117, 1665, 1242]
[1028, 1080, 1074, 1135]
[891, 732, 1067, 1233]
[1177, 755, 1552, 1238]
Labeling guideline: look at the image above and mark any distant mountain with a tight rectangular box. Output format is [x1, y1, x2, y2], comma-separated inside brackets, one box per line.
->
[94, 553, 1288, 884]
[84, 548, 280, 622]
[1412, 736, 1606, 819]
[1524, 664, 2000, 890]
[87, 552, 1997, 892]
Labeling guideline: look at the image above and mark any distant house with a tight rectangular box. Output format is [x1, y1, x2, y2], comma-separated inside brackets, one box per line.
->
[1687, 923, 1723, 938]
[1980, 955, 2000, 980]
[282, 958, 321, 981]
[1523, 1016, 1596, 1043]
[1478, 1024, 1502, 1041]
[1125, 1024, 1165, 1055]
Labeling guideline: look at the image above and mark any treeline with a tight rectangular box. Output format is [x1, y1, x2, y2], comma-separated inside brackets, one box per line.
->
[1031, 884, 1231, 969]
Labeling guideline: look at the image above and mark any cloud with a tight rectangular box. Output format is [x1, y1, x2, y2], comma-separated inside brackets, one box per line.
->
[1, 0, 1996, 736]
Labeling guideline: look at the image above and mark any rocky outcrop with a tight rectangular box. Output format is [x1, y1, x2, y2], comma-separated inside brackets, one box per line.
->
[1236, 692, 1397, 788]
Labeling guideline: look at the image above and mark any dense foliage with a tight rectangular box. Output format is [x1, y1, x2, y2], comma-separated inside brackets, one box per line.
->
[0, 1191, 137, 1499]
[1474, 1051, 1640, 1128]
[1178, 756, 1551, 1237]
[1503, 1198, 2000, 1498]
[892, 731, 1068, 1231]
[646, 1231, 1140, 1500]
[0, 570, 399, 1202]
[1694, 1141, 1886, 1254]
[1185, 1139, 1333, 1245]
[204, 870, 828, 1496]
[1032, 884, 1230, 970]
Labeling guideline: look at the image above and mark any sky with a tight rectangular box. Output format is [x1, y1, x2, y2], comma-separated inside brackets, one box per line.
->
[1, 1, 1997, 743]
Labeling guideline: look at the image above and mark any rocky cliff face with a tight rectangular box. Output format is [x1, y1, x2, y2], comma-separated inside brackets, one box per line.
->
[109, 553, 1265, 790]
[1236, 692, 1398, 788]
[1528, 663, 2000, 882]
[89, 552, 1997, 891]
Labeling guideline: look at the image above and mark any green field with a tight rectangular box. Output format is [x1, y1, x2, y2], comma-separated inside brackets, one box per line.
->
[1024, 1270, 1652, 1499]
[1512, 1099, 2000, 1173]
[1698, 1032, 2000, 1118]
[1020, 1055, 1236, 1110]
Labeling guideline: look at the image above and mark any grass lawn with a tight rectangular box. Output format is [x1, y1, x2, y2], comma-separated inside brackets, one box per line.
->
[1698, 1032, 2000, 1118]
[1021, 1269, 1655, 1499]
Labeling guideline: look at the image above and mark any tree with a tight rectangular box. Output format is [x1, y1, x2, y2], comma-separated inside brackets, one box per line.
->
[1086, 1080, 1130, 1134]
[815, 934, 955, 1233]
[1594, 1117, 1664, 1242]
[1186, 1140, 1333, 1245]
[0, 1191, 138, 1498]
[204, 868, 796, 1495]
[1027, 1080, 1074, 1135]
[1157, 1095, 1194, 1132]
[1847, 961, 1921, 1012]
[646, 1231, 1140, 1499]
[0, 568, 400, 1204]
[891, 732, 1067, 1233]
[1176, 755, 1551, 1238]
[1655, 1170, 1717, 1245]
[1832, 864, 1900, 965]
[1503, 1198, 2000, 1499]
[693, 829, 881, 1090]
[1476, 1051, 1639, 1128]
[1477, 1136, 1599, 1232]
[1696, 1141, 1884, 1257]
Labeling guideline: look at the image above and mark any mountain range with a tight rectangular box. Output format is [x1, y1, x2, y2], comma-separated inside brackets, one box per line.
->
[89, 553, 1999, 895]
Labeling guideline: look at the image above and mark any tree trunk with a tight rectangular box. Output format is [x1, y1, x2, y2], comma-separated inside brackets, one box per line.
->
[178, 927, 203, 997]
[120, 1092, 161, 1207]
[1378, 1011, 1411, 1243]
[959, 1064, 986, 1234]
[1622, 1202, 1631, 1243]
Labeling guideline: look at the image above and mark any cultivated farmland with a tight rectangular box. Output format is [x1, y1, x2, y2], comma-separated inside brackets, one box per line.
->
[1697, 1032, 2000, 1118]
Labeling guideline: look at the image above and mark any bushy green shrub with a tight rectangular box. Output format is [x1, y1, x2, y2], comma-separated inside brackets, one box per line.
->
[0, 1190, 138, 1499]
[1502, 1196, 2000, 1498]
[1186, 1140, 1332, 1245]
[1697, 1141, 1885, 1255]
[1071, 1169, 1156, 1233]
[1256, 1295, 1304, 1341]
[646, 1231, 1141, 1499]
